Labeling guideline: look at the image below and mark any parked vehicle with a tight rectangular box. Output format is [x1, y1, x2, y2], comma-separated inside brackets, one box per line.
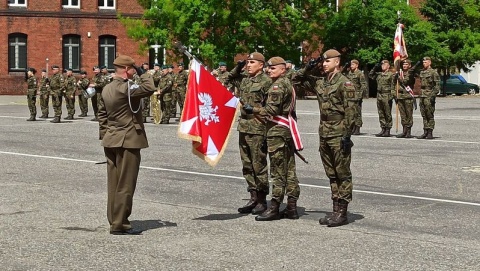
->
[440, 75, 479, 95]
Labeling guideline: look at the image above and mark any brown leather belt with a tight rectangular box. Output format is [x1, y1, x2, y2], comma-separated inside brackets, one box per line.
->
[320, 114, 344, 121]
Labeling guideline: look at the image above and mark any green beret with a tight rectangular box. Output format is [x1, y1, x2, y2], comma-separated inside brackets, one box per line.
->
[218, 62, 227, 67]
[161, 65, 168, 70]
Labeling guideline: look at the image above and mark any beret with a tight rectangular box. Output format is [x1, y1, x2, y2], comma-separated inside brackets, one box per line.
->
[92, 66, 99, 70]
[154, 63, 160, 67]
[218, 62, 227, 67]
[402, 59, 412, 64]
[423, 56, 431, 61]
[322, 49, 341, 59]
[247, 52, 265, 62]
[286, 60, 292, 63]
[27, 67, 37, 74]
[113, 55, 135, 67]
[142, 62, 149, 66]
[351, 59, 359, 65]
[100, 65, 107, 69]
[267, 57, 286, 66]
[80, 70, 87, 75]
[66, 68, 73, 72]
[381, 60, 390, 64]
[41, 69, 46, 72]
[161, 65, 168, 70]
[51, 65, 59, 69]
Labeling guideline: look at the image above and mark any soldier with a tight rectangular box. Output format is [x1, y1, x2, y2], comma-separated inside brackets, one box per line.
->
[417, 56, 440, 139]
[90, 66, 108, 121]
[49, 65, 65, 123]
[167, 65, 178, 118]
[25, 67, 38, 121]
[226, 53, 271, 215]
[141, 63, 151, 123]
[77, 70, 90, 117]
[214, 62, 230, 85]
[38, 69, 50, 118]
[394, 59, 418, 138]
[294, 49, 356, 227]
[63, 68, 77, 120]
[173, 62, 188, 121]
[369, 60, 395, 137]
[346, 60, 367, 135]
[152, 63, 161, 87]
[252, 57, 300, 221]
[157, 65, 174, 124]
[285, 60, 296, 82]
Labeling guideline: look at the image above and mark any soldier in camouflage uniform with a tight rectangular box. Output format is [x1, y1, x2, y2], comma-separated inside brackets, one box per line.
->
[38, 69, 50, 118]
[167, 65, 177, 118]
[173, 63, 188, 121]
[91, 66, 108, 121]
[285, 60, 296, 82]
[252, 57, 300, 221]
[157, 65, 174, 124]
[394, 59, 417, 138]
[417, 57, 440, 139]
[25, 67, 38, 121]
[77, 71, 90, 117]
[369, 60, 395, 137]
[295, 49, 357, 227]
[49, 65, 65, 123]
[346, 60, 367, 135]
[63, 68, 77, 119]
[226, 52, 271, 215]
[141, 63, 151, 123]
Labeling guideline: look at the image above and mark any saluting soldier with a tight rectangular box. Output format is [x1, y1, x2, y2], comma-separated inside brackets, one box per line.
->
[25, 67, 38, 121]
[90, 66, 108, 121]
[284, 60, 296, 82]
[63, 68, 77, 120]
[369, 60, 395, 137]
[157, 65, 174, 124]
[346, 60, 367, 135]
[49, 65, 65, 123]
[417, 57, 440, 139]
[77, 70, 90, 117]
[38, 69, 50, 118]
[173, 62, 188, 121]
[394, 59, 417, 138]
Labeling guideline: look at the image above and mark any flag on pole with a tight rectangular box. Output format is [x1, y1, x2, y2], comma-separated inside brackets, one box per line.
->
[393, 23, 408, 69]
[177, 59, 240, 167]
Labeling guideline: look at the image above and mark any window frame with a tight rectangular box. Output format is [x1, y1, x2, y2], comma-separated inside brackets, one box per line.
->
[8, 33, 28, 72]
[8, 0, 27, 7]
[98, 35, 117, 71]
[98, 0, 116, 10]
[62, 0, 80, 8]
[62, 35, 81, 72]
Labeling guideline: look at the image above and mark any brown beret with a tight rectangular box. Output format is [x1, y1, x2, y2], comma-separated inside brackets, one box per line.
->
[267, 57, 286, 66]
[351, 59, 359, 65]
[322, 49, 341, 59]
[381, 60, 390, 64]
[402, 59, 412, 64]
[423, 56, 431, 61]
[247, 52, 265, 62]
[113, 55, 135, 67]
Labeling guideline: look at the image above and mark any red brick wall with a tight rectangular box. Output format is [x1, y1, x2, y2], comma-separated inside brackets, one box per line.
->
[0, 0, 146, 94]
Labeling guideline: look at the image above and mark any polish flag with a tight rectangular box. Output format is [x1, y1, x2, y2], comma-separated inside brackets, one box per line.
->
[393, 23, 408, 69]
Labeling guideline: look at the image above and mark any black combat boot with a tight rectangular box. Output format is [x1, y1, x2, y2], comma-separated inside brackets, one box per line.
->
[327, 199, 349, 227]
[255, 199, 280, 221]
[417, 129, 428, 139]
[50, 117, 60, 123]
[64, 115, 73, 120]
[238, 190, 258, 214]
[39, 114, 48, 119]
[380, 128, 391, 137]
[396, 126, 406, 138]
[90, 117, 98, 122]
[26, 115, 36, 121]
[319, 200, 339, 225]
[251, 190, 267, 215]
[78, 113, 87, 117]
[284, 197, 299, 219]
[404, 127, 412, 138]
[426, 129, 433, 139]
[352, 126, 360, 135]
[375, 128, 386, 137]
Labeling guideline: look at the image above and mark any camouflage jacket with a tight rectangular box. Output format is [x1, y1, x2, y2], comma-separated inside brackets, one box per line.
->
[174, 70, 188, 92]
[257, 75, 293, 138]
[227, 67, 271, 135]
[152, 70, 162, 87]
[158, 73, 174, 94]
[419, 67, 440, 98]
[369, 70, 395, 99]
[346, 69, 367, 101]
[285, 69, 296, 82]
[49, 73, 65, 93]
[78, 78, 90, 91]
[64, 75, 77, 95]
[27, 76, 37, 93]
[92, 74, 107, 93]
[39, 76, 50, 93]
[396, 68, 416, 99]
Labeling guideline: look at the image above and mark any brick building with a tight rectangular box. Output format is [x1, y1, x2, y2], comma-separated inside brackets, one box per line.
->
[0, 0, 149, 94]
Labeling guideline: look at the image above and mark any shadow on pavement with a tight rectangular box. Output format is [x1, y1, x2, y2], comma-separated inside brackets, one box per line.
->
[193, 213, 249, 221]
[131, 219, 177, 231]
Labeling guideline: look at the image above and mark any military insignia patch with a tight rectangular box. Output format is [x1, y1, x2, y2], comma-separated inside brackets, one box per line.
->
[345, 81, 353, 87]
[273, 85, 279, 90]
[347, 91, 355, 98]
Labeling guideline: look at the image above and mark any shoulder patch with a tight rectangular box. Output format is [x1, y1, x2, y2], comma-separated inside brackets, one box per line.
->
[273, 85, 279, 90]
[344, 81, 353, 87]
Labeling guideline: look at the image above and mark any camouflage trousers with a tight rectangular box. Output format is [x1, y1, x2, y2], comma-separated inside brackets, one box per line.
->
[96, 92, 104, 115]
[177, 90, 186, 117]
[27, 90, 37, 117]
[420, 96, 435, 129]
[39, 91, 49, 116]
[397, 98, 414, 127]
[319, 136, 353, 202]
[78, 94, 88, 115]
[268, 136, 300, 202]
[170, 91, 178, 118]
[64, 92, 76, 117]
[142, 95, 150, 118]
[50, 91, 63, 117]
[160, 95, 172, 123]
[91, 93, 98, 117]
[377, 97, 393, 128]
[353, 100, 363, 127]
[239, 132, 269, 193]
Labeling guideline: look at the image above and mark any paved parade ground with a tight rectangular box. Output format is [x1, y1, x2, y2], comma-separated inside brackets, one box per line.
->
[1, 95, 480, 270]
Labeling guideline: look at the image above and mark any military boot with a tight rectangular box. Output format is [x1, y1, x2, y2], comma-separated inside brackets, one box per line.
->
[404, 127, 412, 138]
[284, 197, 299, 219]
[90, 117, 98, 122]
[26, 115, 36, 121]
[417, 129, 428, 139]
[78, 113, 87, 117]
[380, 128, 391, 137]
[375, 128, 386, 137]
[327, 199, 349, 227]
[396, 126, 406, 138]
[426, 129, 433, 139]
[64, 115, 74, 120]
[238, 190, 258, 214]
[50, 117, 60, 123]
[251, 190, 267, 215]
[319, 200, 339, 225]
[352, 126, 360, 135]
[39, 114, 48, 119]
[255, 199, 280, 221]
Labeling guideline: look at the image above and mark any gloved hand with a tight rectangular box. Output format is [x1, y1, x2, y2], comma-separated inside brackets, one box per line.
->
[374, 62, 381, 70]
[341, 136, 354, 154]
[413, 60, 422, 70]
[243, 103, 253, 114]
[236, 60, 246, 70]
[306, 58, 318, 71]
[133, 64, 144, 76]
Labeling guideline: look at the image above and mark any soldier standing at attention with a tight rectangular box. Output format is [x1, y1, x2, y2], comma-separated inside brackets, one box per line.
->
[152, 63, 161, 87]
[25, 67, 38, 121]
[214, 62, 230, 85]
[98, 55, 156, 235]
[141, 63, 151, 123]
[346, 60, 367, 135]
[394, 59, 417, 138]
[173, 62, 188, 121]
[252, 57, 300, 221]
[285, 60, 296, 82]
[39, 69, 50, 119]
[295, 49, 356, 227]
[226, 53, 271, 215]
[157, 65, 174, 124]
[167, 65, 177, 118]
[417, 57, 440, 139]
[90, 66, 108, 121]
[369, 60, 395, 137]
[49, 65, 65, 123]
[63, 68, 77, 120]
[77, 71, 90, 117]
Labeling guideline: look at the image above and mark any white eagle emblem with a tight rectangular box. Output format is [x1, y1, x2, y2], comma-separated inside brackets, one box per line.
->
[198, 92, 219, 125]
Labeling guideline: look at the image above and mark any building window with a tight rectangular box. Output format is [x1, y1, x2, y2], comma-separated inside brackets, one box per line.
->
[62, 0, 80, 8]
[98, 0, 115, 9]
[8, 33, 27, 72]
[99, 36, 116, 70]
[8, 0, 27, 7]
[62, 35, 81, 72]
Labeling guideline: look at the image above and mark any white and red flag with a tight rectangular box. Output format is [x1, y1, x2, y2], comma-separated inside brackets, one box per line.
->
[178, 59, 240, 167]
[393, 23, 408, 69]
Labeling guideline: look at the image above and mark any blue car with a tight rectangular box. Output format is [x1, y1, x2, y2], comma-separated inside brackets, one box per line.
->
[440, 74, 479, 95]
